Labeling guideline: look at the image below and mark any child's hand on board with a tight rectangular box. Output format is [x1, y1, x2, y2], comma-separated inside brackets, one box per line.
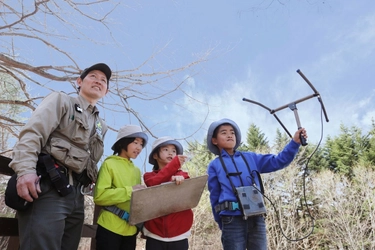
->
[171, 175, 184, 185]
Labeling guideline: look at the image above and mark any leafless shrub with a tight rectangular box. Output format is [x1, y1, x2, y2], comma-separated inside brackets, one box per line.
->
[2, 165, 375, 249]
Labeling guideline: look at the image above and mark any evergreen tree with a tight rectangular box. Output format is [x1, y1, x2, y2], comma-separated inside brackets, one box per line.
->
[298, 143, 330, 172]
[325, 124, 369, 178]
[362, 119, 375, 168]
[184, 139, 216, 177]
[244, 123, 269, 152]
[273, 128, 290, 152]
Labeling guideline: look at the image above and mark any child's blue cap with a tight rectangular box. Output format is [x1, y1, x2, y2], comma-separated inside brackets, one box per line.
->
[206, 118, 241, 155]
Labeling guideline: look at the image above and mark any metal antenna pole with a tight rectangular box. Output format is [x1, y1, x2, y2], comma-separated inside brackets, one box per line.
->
[288, 103, 308, 146]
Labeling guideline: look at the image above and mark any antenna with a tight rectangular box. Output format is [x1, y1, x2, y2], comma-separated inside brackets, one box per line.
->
[242, 69, 329, 145]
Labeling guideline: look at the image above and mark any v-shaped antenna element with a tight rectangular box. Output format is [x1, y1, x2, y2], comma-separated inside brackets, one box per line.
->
[242, 69, 329, 146]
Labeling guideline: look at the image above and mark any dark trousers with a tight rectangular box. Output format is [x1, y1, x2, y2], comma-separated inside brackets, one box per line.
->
[17, 179, 84, 250]
[96, 224, 137, 250]
[146, 237, 189, 250]
[221, 215, 267, 250]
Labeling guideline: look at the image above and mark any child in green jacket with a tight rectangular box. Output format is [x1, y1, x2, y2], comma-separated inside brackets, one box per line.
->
[94, 125, 148, 250]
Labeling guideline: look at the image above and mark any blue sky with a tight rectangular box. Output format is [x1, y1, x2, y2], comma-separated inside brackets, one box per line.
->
[6, 1, 375, 171]
[109, 0, 375, 170]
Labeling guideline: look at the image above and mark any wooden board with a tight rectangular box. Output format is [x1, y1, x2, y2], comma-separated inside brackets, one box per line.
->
[128, 175, 208, 225]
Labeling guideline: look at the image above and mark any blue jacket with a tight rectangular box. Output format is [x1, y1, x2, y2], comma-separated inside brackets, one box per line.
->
[207, 140, 300, 229]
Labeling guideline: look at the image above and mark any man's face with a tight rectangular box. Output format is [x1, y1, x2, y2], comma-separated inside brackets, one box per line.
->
[77, 70, 108, 103]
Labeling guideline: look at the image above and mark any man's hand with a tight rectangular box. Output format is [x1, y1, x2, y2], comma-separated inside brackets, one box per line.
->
[16, 173, 41, 202]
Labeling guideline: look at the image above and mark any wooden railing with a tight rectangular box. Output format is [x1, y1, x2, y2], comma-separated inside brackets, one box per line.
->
[0, 155, 100, 250]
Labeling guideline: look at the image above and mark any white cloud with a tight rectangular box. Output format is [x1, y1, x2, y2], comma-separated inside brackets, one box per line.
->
[142, 3, 375, 147]
[358, 89, 375, 107]
[361, 111, 375, 127]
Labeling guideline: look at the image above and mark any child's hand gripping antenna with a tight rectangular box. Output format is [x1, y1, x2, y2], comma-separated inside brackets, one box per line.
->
[288, 103, 308, 146]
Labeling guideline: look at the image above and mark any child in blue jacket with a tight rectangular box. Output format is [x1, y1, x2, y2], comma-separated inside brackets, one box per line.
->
[206, 118, 307, 250]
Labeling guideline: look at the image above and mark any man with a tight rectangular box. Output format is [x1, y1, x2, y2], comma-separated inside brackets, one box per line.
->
[9, 63, 111, 250]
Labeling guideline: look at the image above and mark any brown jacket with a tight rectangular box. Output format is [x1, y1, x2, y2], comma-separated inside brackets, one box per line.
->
[10, 91, 107, 182]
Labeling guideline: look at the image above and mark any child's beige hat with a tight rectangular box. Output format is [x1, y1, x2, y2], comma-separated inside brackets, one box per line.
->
[148, 136, 183, 165]
[111, 125, 148, 150]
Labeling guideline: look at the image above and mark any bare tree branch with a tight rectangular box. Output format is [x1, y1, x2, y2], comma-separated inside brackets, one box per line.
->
[0, 54, 75, 81]
[0, 0, 49, 31]
[0, 0, 213, 154]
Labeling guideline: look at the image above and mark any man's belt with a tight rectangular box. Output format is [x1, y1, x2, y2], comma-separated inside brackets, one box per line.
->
[214, 201, 240, 213]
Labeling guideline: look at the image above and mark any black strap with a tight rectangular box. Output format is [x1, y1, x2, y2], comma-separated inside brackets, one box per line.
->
[218, 155, 238, 195]
[214, 201, 240, 213]
[218, 155, 245, 216]
[239, 153, 265, 195]
[40, 154, 59, 182]
[104, 206, 130, 221]
[38, 154, 73, 196]
[218, 153, 265, 196]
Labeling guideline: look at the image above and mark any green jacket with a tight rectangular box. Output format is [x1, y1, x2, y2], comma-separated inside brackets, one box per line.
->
[94, 155, 141, 236]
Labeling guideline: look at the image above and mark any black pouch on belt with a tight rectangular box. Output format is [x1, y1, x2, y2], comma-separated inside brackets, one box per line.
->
[5, 174, 31, 211]
[72, 169, 92, 187]
[38, 154, 73, 197]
